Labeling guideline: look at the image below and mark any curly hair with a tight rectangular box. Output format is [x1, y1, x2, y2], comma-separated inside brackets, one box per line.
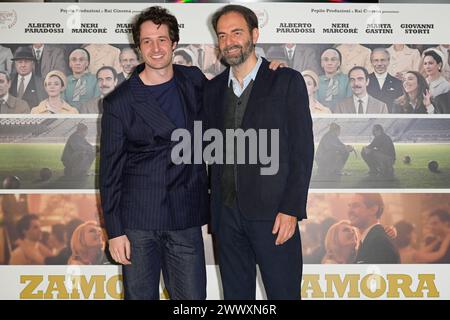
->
[131, 6, 179, 47]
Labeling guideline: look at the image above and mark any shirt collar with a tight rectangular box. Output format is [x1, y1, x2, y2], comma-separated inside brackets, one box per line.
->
[375, 72, 388, 79]
[353, 94, 368, 104]
[285, 45, 296, 52]
[34, 45, 44, 52]
[228, 55, 262, 92]
[19, 72, 32, 82]
[353, 94, 369, 113]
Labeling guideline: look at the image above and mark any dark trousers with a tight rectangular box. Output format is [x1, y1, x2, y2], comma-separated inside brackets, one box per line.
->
[216, 202, 302, 300]
[361, 149, 394, 177]
[123, 226, 206, 300]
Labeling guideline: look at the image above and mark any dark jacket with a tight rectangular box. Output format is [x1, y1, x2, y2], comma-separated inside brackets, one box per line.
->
[355, 224, 400, 264]
[10, 73, 45, 109]
[367, 73, 403, 113]
[433, 91, 450, 114]
[204, 58, 314, 231]
[100, 63, 209, 239]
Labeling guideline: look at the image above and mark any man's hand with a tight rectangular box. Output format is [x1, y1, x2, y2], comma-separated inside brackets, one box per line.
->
[269, 60, 287, 70]
[383, 225, 397, 240]
[109, 235, 131, 265]
[272, 212, 297, 245]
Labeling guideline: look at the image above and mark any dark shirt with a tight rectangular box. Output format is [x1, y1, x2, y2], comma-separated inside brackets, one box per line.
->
[355, 224, 400, 264]
[141, 76, 185, 129]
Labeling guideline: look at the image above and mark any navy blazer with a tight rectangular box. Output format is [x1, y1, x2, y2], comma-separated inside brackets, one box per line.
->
[100, 63, 209, 239]
[204, 58, 314, 231]
[367, 73, 403, 113]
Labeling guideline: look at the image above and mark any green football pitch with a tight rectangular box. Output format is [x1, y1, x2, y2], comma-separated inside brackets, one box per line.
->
[0, 142, 449, 189]
[0, 143, 98, 189]
[310, 143, 450, 189]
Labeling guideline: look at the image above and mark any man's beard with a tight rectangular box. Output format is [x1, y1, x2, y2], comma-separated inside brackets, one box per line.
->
[220, 39, 254, 66]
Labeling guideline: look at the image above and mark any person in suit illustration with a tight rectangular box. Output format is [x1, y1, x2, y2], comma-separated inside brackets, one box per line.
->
[266, 43, 321, 75]
[335, 66, 388, 114]
[347, 193, 400, 264]
[9, 46, 45, 109]
[80, 66, 118, 114]
[117, 47, 139, 85]
[30, 44, 67, 79]
[367, 48, 403, 113]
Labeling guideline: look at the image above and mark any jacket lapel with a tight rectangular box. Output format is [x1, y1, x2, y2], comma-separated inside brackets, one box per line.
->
[381, 74, 392, 92]
[350, 97, 358, 113]
[241, 58, 271, 128]
[173, 66, 194, 133]
[367, 95, 375, 113]
[27, 74, 37, 96]
[213, 70, 230, 132]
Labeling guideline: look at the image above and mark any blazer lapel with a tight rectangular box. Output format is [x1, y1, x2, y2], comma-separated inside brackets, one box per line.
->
[173, 66, 194, 133]
[350, 97, 357, 113]
[381, 74, 392, 92]
[213, 70, 230, 133]
[128, 64, 176, 140]
[11, 76, 18, 96]
[27, 74, 37, 96]
[241, 58, 271, 128]
[367, 95, 376, 113]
